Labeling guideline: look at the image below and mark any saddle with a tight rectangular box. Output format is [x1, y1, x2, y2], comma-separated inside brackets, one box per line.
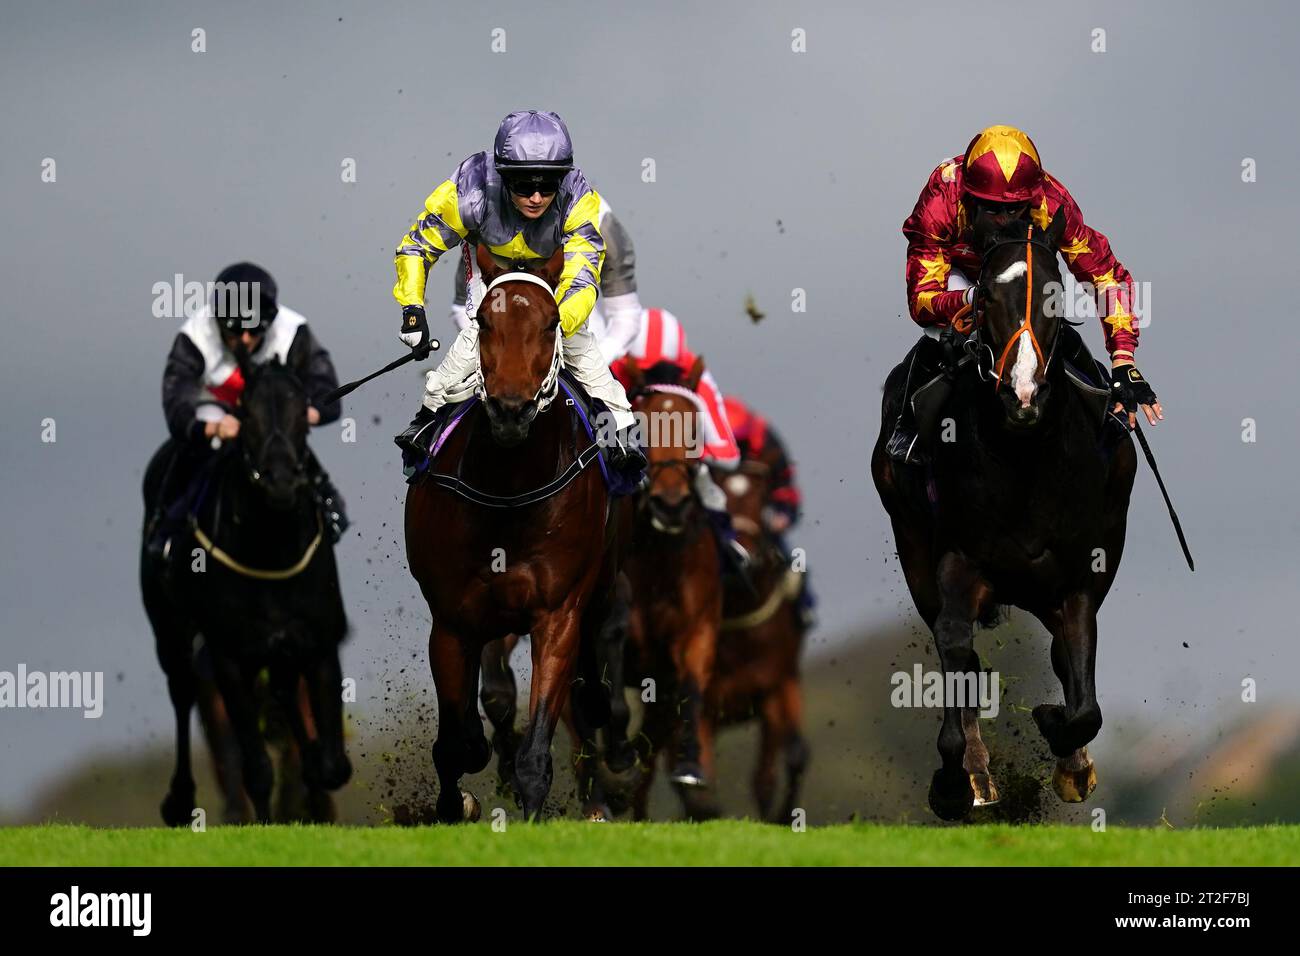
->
[403, 370, 641, 501]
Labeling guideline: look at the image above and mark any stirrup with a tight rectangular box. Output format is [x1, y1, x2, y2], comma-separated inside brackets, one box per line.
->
[394, 407, 438, 457]
[886, 424, 925, 465]
[608, 427, 647, 474]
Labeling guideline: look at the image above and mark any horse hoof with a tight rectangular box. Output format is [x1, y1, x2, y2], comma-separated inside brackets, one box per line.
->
[670, 763, 708, 789]
[928, 769, 974, 821]
[461, 791, 482, 822]
[1052, 754, 1097, 803]
[970, 772, 1000, 807]
[159, 791, 195, 828]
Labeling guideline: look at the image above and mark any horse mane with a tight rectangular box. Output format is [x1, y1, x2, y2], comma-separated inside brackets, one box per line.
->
[641, 360, 687, 387]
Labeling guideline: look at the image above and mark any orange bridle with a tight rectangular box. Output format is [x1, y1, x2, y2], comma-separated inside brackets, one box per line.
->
[961, 225, 1049, 390]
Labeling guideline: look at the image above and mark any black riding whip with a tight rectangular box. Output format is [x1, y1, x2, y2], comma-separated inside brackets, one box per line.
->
[322, 340, 440, 404]
[1132, 420, 1195, 572]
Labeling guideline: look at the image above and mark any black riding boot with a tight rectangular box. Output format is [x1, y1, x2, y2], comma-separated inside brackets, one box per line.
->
[605, 424, 648, 480]
[886, 334, 948, 465]
[306, 449, 350, 543]
[394, 405, 438, 459]
[704, 506, 756, 597]
[145, 444, 194, 562]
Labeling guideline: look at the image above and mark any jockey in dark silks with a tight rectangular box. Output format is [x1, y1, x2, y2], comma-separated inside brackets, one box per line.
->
[889, 124, 1164, 464]
[145, 262, 349, 559]
[722, 395, 816, 628]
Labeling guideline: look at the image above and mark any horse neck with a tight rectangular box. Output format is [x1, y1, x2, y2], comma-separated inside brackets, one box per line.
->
[219, 462, 318, 563]
[961, 359, 1072, 459]
[462, 400, 569, 494]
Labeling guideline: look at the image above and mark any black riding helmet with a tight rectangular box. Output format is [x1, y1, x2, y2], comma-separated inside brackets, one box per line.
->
[212, 262, 278, 336]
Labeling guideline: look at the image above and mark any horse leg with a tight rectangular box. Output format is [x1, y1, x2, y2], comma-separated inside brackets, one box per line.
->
[927, 552, 987, 821]
[194, 678, 252, 823]
[159, 650, 199, 827]
[429, 624, 491, 823]
[753, 693, 782, 821]
[480, 634, 522, 798]
[629, 671, 677, 821]
[668, 618, 718, 791]
[563, 700, 612, 821]
[298, 649, 353, 792]
[604, 586, 639, 774]
[209, 652, 275, 823]
[514, 605, 583, 821]
[1034, 594, 1102, 802]
[677, 708, 722, 821]
[777, 677, 810, 823]
[962, 707, 999, 807]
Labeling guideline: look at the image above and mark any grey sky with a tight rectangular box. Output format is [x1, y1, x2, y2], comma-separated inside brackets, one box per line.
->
[1, 0, 1297, 812]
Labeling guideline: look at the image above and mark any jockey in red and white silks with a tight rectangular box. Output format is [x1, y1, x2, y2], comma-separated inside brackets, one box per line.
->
[609, 307, 741, 469]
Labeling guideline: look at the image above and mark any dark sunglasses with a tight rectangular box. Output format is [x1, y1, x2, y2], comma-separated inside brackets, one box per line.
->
[505, 176, 560, 198]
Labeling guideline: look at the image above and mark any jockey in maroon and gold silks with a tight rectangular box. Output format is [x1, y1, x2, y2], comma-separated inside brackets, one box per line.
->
[903, 129, 1140, 363]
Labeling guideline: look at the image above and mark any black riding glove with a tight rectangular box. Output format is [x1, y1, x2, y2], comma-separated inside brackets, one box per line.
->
[937, 325, 964, 373]
[399, 305, 432, 358]
[1110, 363, 1158, 421]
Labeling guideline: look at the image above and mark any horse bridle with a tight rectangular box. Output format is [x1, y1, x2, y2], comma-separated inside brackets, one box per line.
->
[629, 383, 705, 514]
[240, 372, 309, 489]
[959, 226, 1066, 390]
[471, 270, 563, 414]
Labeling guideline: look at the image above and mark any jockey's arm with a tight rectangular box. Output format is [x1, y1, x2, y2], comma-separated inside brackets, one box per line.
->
[595, 210, 642, 365]
[902, 169, 969, 328]
[555, 182, 606, 336]
[393, 173, 470, 310]
[161, 333, 210, 444]
[1051, 184, 1141, 364]
[450, 245, 471, 331]
[288, 324, 342, 425]
[764, 428, 802, 527]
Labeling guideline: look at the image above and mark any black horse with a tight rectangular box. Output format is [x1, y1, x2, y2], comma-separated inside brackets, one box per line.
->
[140, 355, 351, 825]
[872, 209, 1137, 821]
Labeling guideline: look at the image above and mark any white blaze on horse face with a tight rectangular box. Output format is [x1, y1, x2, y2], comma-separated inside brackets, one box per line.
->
[995, 261, 1028, 284]
[1010, 331, 1037, 406]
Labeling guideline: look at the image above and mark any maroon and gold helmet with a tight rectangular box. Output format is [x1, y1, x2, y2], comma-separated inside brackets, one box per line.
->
[961, 125, 1043, 204]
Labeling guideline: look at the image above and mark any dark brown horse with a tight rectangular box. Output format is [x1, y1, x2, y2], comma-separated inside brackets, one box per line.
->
[708, 453, 810, 822]
[405, 245, 620, 821]
[872, 210, 1137, 820]
[603, 358, 724, 820]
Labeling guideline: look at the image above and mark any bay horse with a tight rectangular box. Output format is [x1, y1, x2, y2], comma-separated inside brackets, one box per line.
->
[140, 357, 351, 825]
[708, 452, 810, 822]
[405, 245, 619, 822]
[871, 209, 1137, 821]
[602, 358, 725, 821]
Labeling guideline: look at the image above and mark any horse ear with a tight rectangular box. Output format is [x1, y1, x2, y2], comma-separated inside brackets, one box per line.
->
[539, 247, 565, 288]
[1042, 205, 1067, 251]
[685, 354, 706, 391]
[475, 244, 504, 283]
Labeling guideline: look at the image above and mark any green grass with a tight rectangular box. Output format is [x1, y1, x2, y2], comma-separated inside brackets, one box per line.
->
[2, 822, 1297, 866]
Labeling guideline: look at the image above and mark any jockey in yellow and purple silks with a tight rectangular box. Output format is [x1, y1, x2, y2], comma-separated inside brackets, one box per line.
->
[391, 110, 645, 477]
